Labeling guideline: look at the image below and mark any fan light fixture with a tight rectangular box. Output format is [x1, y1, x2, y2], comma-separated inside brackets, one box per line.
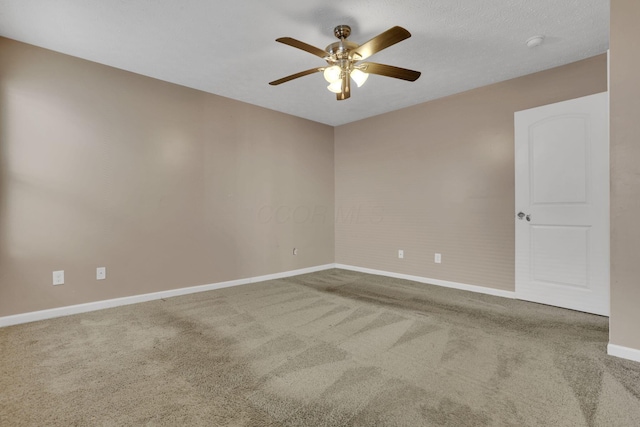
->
[350, 69, 369, 87]
[269, 25, 421, 100]
[324, 66, 369, 92]
[323, 66, 341, 83]
[327, 80, 343, 93]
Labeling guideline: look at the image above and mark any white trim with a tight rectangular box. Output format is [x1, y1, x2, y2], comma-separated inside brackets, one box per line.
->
[247, 264, 334, 283]
[335, 264, 516, 299]
[608, 343, 640, 363]
[0, 264, 335, 328]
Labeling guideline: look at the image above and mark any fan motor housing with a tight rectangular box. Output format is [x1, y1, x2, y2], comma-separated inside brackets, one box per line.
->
[326, 25, 360, 60]
[325, 40, 359, 59]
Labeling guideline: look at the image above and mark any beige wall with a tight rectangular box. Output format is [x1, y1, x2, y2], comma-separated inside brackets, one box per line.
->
[1, 34, 624, 350]
[335, 55, 607, 291]
[610, 0, 640, 351]
[0, 38, 335, 317]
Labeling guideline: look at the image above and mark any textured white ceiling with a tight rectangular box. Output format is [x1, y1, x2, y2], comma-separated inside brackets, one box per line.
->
[0, 0, 609, 126]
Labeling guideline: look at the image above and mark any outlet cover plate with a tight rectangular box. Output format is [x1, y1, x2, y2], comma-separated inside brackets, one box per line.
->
[53, 270, 64, 285]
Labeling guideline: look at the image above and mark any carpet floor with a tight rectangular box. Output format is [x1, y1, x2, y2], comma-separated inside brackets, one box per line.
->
[1, 269, 639, 426]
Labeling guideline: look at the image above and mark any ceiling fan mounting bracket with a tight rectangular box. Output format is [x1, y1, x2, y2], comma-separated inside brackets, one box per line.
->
[333, 25, 351, 40]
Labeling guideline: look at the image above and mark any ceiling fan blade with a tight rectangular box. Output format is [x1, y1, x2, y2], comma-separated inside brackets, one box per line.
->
[359, 62, 421, 81]
[276, 37, 328, 59]
[269, 67, 324, 86]
[353, 26, 411, 60]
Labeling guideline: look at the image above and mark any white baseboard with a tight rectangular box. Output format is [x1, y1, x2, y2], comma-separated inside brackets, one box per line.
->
[0, 264, 335, 328]
[608, 343, 640, 363]
[335, 264, 516, 299]
[9, 263, 636, 362]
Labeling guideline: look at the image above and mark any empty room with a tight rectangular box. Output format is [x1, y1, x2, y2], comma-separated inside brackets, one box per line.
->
[1, 0, 639, 426]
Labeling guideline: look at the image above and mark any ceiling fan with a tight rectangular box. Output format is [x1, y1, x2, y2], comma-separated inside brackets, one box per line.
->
[269, 25, 421, 100]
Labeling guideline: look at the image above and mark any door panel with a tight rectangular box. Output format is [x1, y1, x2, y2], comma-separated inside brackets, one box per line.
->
[531, 225, 589, 288]
[515, 92, 609, 316]
[531, 117, 588, 204]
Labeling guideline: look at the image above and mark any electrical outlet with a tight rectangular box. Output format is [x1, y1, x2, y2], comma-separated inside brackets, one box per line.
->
[435, 253, 442, 264]
[398, 249, 404, 259]
[96, 267, 106, 280]
[293, 248, 298, 255]
[53, 270, 64, 286]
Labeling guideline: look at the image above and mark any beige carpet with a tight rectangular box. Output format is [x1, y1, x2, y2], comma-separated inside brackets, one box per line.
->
[1, 269, 639, 426]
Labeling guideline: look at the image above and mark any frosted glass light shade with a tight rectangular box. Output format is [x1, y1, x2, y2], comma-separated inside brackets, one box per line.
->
[323, 66, 342, 83]
[327, 80, 343, 93]
[350, 69, 369, 87]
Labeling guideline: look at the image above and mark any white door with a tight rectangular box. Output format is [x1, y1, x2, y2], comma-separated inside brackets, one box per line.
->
[515, 92, 609, 316]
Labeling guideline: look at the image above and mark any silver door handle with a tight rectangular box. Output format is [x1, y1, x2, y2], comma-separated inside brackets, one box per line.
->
[517, 212, 531, 222]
